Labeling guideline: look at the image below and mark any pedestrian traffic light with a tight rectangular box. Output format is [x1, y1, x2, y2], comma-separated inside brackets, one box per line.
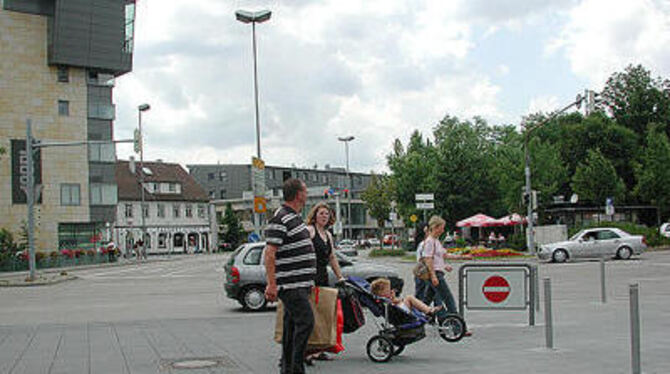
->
[522, 192, 530, 206]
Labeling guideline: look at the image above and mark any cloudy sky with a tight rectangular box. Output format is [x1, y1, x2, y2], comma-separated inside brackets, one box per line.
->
[114, 0, 670, 174]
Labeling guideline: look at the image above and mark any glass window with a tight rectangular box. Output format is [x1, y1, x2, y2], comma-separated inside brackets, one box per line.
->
[157, 203, 165, 218]
[208, 173, 215, 180]
[169, 183, 176, 192]
[185, 204, 193, 218]
[60, 184, 80, 206]
[198, 204, 205, 218]
[173, 204, 180, 217]
[90, 184, 117, 205]
[89, 143, 115, 162]
[124, 2, 136, 53]
[220, 190, 226, 199]
[219, 171, 227, 181]
[58, 100, 69, 116]
[158, 233, 167, 248]
[142, 204, 149, 218]
[244, 247, 263, 265]
[124, 203, 133, 218]
[597, 230, 620, 240]
[57, 66, 69, 83]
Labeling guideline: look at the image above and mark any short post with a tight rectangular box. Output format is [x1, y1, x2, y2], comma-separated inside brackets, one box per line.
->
[630, 284, 641, 374]
[543, 277, 553, 349]
[600, 258, 607, 303]
[534, 266, 540, 311]
[529, 267, 536, 326]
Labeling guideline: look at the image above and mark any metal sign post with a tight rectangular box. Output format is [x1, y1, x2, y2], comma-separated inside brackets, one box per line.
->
[415, 193, 434, 222]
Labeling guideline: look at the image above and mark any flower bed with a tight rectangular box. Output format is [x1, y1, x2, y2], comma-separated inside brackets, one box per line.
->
[447, 247, 526, 258]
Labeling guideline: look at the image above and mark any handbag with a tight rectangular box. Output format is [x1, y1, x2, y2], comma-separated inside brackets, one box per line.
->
[413, 258, 431, 280]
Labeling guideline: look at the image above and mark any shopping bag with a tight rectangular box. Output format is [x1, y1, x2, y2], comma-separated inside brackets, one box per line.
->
[274, 287, 338, 348]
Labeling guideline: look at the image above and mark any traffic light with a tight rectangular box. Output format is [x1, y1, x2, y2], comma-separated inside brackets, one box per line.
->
[323, 189, 329, 199]
[522, 192, 530, 206]
[133, 129, 142, 154]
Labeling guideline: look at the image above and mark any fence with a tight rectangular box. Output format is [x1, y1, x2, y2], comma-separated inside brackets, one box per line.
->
[0, 253, 117, 272]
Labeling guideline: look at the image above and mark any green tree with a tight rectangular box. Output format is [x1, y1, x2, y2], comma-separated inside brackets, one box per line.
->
[571, 149, 625, 205]
[634, 129, 670, 220]
[361, 173, 394, 242]
[220, 203, 244, 249]
[600, 64, 670, 137]
[528, 137, 569, 208]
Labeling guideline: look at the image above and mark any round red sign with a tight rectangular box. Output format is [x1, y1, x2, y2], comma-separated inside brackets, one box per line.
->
[482, 275, 510, 303]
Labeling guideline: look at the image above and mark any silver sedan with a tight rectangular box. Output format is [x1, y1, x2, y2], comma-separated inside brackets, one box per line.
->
[537, 227, 647, 263]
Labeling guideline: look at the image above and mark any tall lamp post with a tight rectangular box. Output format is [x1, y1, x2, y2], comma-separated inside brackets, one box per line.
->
[338, 136, 355, 239]
[236, 9, 271, 236]
[523, 94, 584, 252]
[138, 103, 150, 259]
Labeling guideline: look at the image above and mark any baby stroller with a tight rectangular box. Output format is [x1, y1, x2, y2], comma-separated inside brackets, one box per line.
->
[343, 277, 467, 362]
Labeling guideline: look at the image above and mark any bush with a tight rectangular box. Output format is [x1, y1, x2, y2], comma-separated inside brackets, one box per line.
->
[506, 232, 527, 251]
[368, 249, 408, 257]
[568, 222, 670, 248]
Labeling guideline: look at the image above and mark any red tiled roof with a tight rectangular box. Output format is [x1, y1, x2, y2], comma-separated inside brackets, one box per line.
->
[116, 160, 208, 202]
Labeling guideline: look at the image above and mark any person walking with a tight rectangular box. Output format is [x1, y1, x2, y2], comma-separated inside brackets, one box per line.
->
[305, 202, 345, 362]
[265, 178, 317, 374]
[414, 223, 432, 303]
[422, 215, 471, 336]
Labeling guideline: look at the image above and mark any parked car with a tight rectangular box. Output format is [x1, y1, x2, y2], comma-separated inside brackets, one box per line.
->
[223, 242, 404, 311]
[536, 227, 647, 263]
[336, 239, 358, 257]
[660, 223, 670, 238]
[368, 238, 381, 247]
[383, 234, 400, 247]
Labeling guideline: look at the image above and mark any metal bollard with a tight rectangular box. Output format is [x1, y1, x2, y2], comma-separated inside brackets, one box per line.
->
[600, 258, 607, 303]
[630, 284, 641, 374]
[544, 278, 553, 349]
[534, 266, 540, 311]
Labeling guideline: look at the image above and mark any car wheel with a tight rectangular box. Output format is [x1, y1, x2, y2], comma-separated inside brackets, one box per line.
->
[617, 246, 632, 260]
[241, 286, 267, 311]
[552, 249, 568, 263]
[366, 335, 393, 362]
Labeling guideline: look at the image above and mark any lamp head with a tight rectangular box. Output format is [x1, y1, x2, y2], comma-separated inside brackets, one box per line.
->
[338, 136, 355, 142]
[138, 104, 151, 112]
[235, 9, 272, 23]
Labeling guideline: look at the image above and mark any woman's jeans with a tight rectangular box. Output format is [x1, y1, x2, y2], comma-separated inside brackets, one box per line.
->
[430, 271, 458, 318]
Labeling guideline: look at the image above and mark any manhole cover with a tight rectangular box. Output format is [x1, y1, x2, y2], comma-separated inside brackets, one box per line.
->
[160, 356, 239, 371]
[172, 359, 218, 369]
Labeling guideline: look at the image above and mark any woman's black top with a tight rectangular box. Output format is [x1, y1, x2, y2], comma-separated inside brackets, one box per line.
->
[312, 227, 332, 286]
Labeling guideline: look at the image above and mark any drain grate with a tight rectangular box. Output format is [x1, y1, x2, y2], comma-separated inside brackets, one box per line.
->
[159, 356, 239, 371]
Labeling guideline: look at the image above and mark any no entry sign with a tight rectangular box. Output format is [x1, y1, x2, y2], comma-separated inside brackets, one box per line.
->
[482, 275, 511, 303]
[464, 268, 527, 309]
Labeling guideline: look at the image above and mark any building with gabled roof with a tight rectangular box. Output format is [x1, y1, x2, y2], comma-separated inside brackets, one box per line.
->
[114, 158, 214, 256]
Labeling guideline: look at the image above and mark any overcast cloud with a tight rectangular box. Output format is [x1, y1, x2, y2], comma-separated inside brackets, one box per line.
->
[113, 0, 670, 173]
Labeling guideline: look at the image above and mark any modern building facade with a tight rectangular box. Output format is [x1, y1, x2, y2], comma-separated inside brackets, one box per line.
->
[188, 163, 399, 240]
[114, 159, 213, 255]
[0, 1, 137, 251]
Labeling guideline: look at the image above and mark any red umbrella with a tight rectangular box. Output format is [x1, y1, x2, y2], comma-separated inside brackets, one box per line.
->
[497, 213, 527, 226]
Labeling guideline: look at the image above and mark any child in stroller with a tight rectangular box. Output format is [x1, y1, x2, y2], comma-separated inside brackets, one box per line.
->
[344, 277, 466, 362]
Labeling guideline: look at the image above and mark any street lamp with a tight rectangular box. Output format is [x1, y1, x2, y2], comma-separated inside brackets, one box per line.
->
[338, 135, 355, 239]
[235, 9, 271, 160]
[138, 103, 150, 259]
[523, 94, 584, 252]
[236, 9, 271, 236]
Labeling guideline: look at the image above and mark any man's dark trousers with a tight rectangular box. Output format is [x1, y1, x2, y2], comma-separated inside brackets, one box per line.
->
[279, 288, 314, 374]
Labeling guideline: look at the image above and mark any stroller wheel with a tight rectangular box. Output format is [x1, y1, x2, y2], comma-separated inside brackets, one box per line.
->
[438, 314, 466, 342]
[392, 344, 405, 356]
[366, 335, 394, 362]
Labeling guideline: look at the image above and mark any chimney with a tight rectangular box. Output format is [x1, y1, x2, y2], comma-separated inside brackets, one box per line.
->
[129, 156, 136, 174]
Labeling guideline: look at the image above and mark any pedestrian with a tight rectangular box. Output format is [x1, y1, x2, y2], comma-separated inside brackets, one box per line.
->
[264, 178, 317, 374]
[305, 202, 345, 362]
[413, 223, 432, 303]
[422, 215, 472, 336]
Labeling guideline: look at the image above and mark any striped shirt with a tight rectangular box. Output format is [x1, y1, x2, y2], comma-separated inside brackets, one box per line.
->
[265, 205, 316, 290]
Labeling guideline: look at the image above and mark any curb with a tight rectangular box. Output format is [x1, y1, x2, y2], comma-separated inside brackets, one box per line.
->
[0, 275, 79, 287]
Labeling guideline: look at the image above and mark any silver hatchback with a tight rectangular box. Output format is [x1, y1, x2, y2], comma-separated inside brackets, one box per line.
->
[223, 242, 404, 311]
[537, 227, 647, 263]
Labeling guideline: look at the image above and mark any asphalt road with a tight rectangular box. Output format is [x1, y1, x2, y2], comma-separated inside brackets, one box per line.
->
[1, 251, 669, 373]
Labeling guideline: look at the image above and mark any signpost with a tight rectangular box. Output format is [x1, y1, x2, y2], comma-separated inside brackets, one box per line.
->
[415, 193, 434, 222]
[251, 156, 266, 235]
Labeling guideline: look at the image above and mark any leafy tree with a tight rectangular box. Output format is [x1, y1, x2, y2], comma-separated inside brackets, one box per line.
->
[634, 128, 670, 220]
[489, 125, 525, 213]
[571, 149, 625, 205]
[600, 64, 670, 137]
[528, 137, 569, 208]
[361, 173, 394, 242]
[219, 203, 244, 248]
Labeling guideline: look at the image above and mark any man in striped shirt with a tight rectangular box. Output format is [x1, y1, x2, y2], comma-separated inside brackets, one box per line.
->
[265, 178, 316, 374]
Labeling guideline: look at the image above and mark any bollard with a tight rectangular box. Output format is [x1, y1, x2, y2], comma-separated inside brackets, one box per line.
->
[534, 266, 540, 311]
[543, 278, 553, 349]
[630, 284, 641, 374]
[600, 258, 607, 303]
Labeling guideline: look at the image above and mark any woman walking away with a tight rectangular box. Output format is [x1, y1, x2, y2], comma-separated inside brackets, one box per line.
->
[414, 223, 431, 303]
[306, 202, 346, 362]
[422, 215, 472, 336]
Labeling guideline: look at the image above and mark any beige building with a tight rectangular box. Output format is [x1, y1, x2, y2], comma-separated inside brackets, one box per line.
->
[0, 2, 137, 251]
